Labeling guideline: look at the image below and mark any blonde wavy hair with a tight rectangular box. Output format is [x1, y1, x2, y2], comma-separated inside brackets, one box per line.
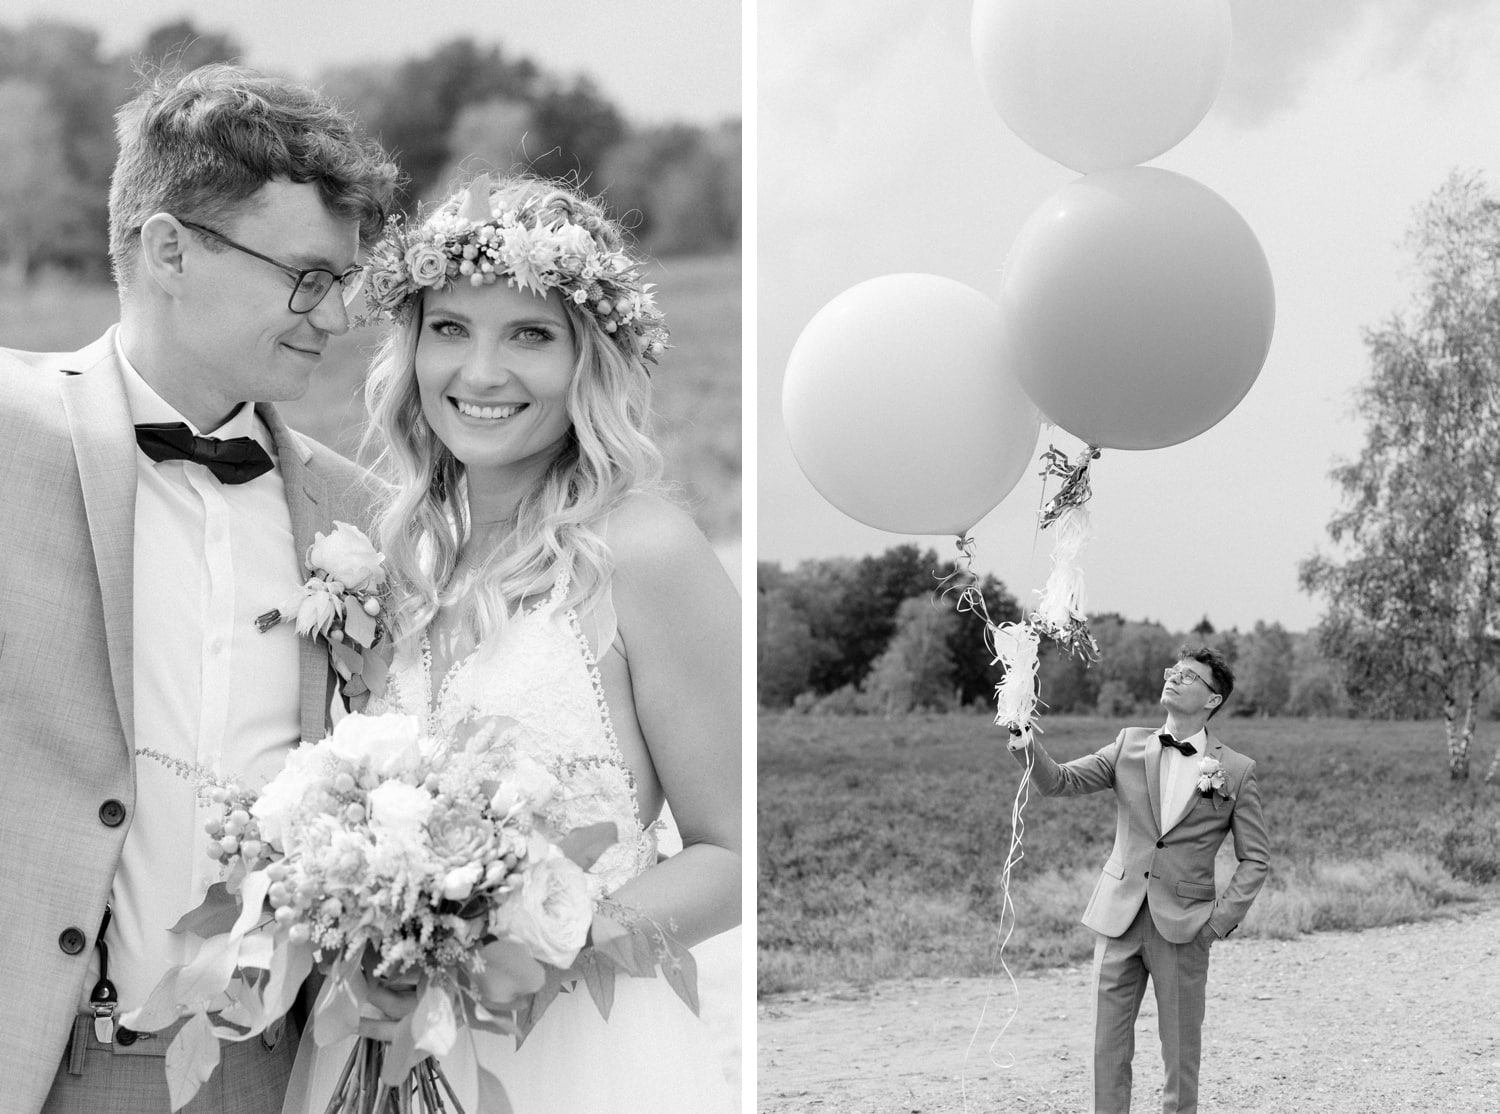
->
[363, 175, 663, 650]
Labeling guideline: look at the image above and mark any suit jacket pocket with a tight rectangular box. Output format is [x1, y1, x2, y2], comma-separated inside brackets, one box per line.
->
[1175, 880, 1216, 902]
[1102, 859, 1125, 880]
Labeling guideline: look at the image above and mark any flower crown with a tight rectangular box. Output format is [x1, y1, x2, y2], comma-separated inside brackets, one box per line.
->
[360, 174, 668, 364]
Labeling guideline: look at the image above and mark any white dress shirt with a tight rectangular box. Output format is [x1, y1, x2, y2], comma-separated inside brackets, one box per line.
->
[1158, 726, 1207, 832]
[82, 340, 305, 1012]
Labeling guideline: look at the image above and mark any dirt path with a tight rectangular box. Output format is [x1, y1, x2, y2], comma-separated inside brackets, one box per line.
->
[758, 902, 1500, 1112]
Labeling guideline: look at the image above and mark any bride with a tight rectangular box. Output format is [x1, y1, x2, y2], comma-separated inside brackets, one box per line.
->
[283, 173, 740, 1112]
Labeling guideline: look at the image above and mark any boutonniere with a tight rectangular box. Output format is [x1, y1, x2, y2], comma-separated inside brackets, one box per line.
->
[1195, 756, 1233, 804]
[255, 521, 393, 709]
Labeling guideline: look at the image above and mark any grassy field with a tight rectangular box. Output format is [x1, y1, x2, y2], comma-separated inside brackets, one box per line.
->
[0, 251, 741, 544]
[758, 713, 1500, 996]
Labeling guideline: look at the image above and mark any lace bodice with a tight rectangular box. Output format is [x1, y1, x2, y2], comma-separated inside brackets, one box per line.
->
[370, 572, 656, 895]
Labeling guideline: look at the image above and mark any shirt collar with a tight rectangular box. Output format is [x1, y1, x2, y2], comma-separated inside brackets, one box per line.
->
[114, 332, 269, 448]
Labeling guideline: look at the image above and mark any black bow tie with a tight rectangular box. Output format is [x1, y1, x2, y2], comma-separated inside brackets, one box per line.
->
[135, 422, 274, 485]
[1159, 732, 1197, 756]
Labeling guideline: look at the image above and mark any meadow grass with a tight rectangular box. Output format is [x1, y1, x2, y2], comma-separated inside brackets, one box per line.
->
[0, 251, 741, 543]
[758, 713, 1500, 995]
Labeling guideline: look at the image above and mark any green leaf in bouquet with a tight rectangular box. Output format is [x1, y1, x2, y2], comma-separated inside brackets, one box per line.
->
[476, 1061, 515, 1114]
[475, 938, 545, 1007]
[164, 1012, 220, 1111]
[167, 882, 242, 938]
[591, 912, 656, 978]
[464, 997, 519, 1039]
[120, 963, 188, 1034]
[557, 820, 619, 871]
[312, 956, 366, 1046]
[578, 949, 615, 1021]
[513, 966, 567, 1044]
[659, 931, 700, 1017]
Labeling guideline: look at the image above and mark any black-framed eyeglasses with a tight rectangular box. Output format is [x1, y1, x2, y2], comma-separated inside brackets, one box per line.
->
[178, 219, 365, 314]
[1163, 666, 1219, 694]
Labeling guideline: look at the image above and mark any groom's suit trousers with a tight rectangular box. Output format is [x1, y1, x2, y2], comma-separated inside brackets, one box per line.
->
[40, 1015, 298, 1114]
[1092, 901, 1211, 1114]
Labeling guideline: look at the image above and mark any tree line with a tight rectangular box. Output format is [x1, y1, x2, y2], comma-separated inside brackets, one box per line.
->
[757, 544, 1351, 720]
[0, 19, 740, 282]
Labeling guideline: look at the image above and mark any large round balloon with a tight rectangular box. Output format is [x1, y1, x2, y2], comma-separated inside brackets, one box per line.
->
[972, 0, 1232, 173]
[998, 168, 1273, 451]
[783, 274, 1040, 536]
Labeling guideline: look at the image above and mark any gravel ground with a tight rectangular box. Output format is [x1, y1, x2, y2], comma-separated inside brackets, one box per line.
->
[758, 901, 1500, 1113]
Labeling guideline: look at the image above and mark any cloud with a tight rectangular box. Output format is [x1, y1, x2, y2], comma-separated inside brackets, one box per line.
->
[1221, 0, 1498, 126]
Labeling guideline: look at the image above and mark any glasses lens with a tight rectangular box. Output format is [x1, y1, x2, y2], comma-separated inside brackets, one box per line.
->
[339, 268, 367, 307]
[291, 271, 335, 313]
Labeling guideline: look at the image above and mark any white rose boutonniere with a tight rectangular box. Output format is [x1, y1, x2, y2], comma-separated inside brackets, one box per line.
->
[256, 521, 392, 709]
[1196, 756, 1232, 803]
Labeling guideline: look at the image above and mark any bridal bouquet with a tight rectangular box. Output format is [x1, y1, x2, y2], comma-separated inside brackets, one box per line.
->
[125, 711, 618, 1113]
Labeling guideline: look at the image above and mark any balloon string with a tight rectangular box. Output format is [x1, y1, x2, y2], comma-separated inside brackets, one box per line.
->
[962, 743, 1033, 1110]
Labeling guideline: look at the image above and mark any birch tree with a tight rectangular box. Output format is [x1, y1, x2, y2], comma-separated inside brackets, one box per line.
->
[1301, 171, 1500, 780]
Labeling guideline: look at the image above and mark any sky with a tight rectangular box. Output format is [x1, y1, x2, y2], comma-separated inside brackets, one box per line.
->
[0, 0, 741, 127]
[757, 0, 1500, 634]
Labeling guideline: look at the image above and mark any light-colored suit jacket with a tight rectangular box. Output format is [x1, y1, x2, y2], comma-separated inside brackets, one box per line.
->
[1015, 725, 1270, 944]
[0, 330, 382, 1112]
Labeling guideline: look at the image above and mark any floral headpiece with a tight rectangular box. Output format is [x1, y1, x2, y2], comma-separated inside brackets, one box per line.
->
[361, 173, 668, 364]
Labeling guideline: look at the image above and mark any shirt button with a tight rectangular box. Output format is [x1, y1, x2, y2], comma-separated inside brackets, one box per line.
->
[58, 927, 87, 955]
[99, 799, 127, 827]
[210, 639, 225, 655]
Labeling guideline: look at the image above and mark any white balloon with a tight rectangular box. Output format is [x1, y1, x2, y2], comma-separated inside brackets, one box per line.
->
[783, 274, 1041, 536]
[972, 0, 1233, 172]
[998, 167, 1275, 451]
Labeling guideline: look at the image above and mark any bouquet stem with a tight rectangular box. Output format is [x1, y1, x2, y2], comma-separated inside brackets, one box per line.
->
[323, 1038, 465, 1114]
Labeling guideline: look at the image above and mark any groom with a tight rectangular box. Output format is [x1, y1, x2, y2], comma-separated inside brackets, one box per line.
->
[1009, 646, 1270, 1114]
[0, 65, 394, 1112]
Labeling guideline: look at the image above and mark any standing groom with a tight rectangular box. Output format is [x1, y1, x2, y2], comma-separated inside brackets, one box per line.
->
[1009, 646, 1270, 1114]
[0, 65, 394, 1112]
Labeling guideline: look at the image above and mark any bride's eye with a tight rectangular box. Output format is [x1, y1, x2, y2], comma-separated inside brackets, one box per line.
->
[427, 318, 467, 339]
[514, 324, 557, 345]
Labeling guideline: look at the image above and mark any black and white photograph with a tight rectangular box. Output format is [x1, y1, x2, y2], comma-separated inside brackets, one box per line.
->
[758, 2, 1500, 1112]
[0, 2, 741, 1111]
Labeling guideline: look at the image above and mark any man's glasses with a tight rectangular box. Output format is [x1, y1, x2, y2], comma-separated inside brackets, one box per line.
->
[179, 220, 364, 315]
[1163, 666, 1219, 694]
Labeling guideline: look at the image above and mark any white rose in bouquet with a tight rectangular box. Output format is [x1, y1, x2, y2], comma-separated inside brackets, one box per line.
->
[328, 712, 423, 779]
[489, 840, 592, 969]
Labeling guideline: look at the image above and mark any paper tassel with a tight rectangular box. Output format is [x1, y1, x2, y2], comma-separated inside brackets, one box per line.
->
[990, 620, 1041, 734]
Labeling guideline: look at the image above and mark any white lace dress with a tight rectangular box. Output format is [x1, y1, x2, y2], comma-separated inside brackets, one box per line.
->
[282, 572, 736, 1114]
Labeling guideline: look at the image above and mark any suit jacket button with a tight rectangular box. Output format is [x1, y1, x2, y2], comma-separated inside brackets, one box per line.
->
[99, 799, 127, 827]
[1143, 871, 1150, 878]
[1155, 840, 1165, 849]
[58, 927, 86, 955]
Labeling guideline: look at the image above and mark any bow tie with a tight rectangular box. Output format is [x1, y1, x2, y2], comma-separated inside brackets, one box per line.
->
[1159, 732, 1197, 756]
[135, 422, 274, 485]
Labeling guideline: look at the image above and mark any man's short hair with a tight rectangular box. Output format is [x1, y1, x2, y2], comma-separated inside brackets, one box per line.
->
[1178, 643, 1234, 716]
[109, 63, 397, 291]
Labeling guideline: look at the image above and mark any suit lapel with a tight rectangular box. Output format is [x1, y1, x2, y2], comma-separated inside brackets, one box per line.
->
[58, 338, 139, 748]
[259, 404, 333, 742]
[1144, 729, 1165, 833]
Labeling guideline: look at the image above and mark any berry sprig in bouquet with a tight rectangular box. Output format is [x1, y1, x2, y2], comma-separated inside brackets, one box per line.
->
[125, 711, 615, 1112]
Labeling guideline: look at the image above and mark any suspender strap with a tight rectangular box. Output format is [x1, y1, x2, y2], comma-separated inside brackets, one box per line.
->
[89, 904, 118, 1044]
